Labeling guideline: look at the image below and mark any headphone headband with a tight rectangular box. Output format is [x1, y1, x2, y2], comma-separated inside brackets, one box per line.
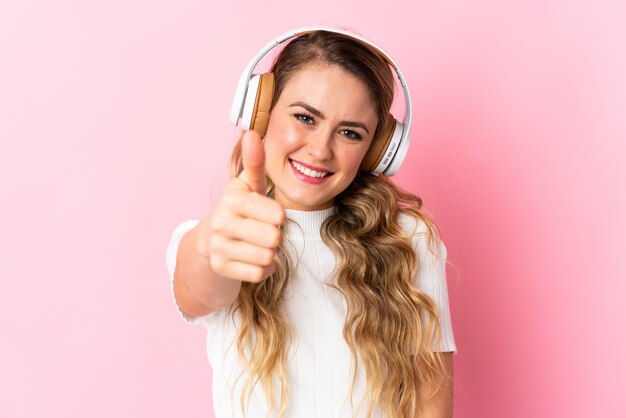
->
[229, 26, 413, 176]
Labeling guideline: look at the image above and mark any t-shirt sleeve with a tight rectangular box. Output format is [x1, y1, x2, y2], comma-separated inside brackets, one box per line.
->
[400, 214, 457, 354]
[165, 219, 216, 326]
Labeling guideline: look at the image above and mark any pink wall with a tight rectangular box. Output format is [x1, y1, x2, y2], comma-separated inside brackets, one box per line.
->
[1, 1, 624, 417]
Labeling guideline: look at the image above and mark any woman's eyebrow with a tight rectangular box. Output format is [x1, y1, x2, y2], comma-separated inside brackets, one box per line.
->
[290, 101, 325, 119]
[289, 101, 370, 134]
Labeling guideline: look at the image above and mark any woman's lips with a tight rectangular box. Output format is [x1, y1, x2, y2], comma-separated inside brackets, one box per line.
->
[289, 159, 334, 184]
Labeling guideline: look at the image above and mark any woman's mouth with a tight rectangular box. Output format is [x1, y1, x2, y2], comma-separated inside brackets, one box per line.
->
[289, 159, 334, 178]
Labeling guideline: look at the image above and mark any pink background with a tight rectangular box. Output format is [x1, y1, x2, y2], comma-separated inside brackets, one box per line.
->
[1, 1, 624, 417]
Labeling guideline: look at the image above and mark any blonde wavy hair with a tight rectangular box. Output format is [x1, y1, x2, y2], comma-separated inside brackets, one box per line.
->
[227, 31, 452, 418]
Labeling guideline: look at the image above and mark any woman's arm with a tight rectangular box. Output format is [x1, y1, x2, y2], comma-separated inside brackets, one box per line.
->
[172, 221, 242, 317]
[417, 352, 455, 418]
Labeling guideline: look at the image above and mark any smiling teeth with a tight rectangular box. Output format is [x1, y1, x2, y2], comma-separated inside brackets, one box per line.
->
[291, 160, 329, 178]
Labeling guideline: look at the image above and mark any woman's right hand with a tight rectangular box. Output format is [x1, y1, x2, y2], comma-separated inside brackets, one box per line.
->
[196, 130, 285, 283]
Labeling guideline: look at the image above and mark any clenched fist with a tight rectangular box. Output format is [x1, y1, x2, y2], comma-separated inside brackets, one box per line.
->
[196, 130, 285, 283]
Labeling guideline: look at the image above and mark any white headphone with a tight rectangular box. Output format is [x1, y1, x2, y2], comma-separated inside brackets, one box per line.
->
[229, 26, 413, 176]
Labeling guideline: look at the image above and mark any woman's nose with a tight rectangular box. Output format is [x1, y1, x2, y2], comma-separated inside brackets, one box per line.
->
[306, 132, 333, 161]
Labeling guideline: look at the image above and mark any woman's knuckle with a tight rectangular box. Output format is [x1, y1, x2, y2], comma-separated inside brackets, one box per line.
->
[221, 192, 241, 212]
[210, 255, 225, 273]
[269, 228, 282, 247]
[261, 249, 274, 266]
[251, 266, 267, 282]
[272, 204, 286, 224]
[209, 215, 225, 233]
[208, 237, 222, 255]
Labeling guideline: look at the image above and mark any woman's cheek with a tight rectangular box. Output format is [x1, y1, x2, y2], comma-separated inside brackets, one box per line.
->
[338, 147, 369, 172]
[264, 114, 300, 152]
[278, 122, 302, 149]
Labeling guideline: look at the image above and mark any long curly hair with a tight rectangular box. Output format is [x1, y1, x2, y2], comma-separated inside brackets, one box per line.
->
[228, 30, 451, 418]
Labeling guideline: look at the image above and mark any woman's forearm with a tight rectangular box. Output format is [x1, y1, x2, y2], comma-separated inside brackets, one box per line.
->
[173, 225, 242, 317]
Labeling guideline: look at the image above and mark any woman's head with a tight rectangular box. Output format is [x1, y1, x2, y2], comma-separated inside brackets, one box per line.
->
[244, 30, 397, 211]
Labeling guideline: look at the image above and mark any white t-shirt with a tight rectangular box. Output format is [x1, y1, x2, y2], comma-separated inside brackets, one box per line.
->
[166, 207, 457, 418]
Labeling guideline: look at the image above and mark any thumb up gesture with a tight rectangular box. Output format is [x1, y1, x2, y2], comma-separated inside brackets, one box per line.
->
[198, 130, 285, 283]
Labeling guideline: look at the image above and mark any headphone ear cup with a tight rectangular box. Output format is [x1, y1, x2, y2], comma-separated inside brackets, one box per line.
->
[361, 117, 398, 172]
[240, 73, 275, 137]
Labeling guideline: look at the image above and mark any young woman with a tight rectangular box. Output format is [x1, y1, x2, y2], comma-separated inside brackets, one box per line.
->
[166, 28, 457, 418]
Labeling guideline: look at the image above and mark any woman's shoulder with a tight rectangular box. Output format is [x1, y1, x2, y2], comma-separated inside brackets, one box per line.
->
[396, 211, 446, 260]
[397, 211, 428, 233]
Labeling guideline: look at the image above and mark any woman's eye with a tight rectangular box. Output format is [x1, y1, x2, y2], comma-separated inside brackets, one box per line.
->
[294, 113, 315, 125]
[340, 129, 363, 140]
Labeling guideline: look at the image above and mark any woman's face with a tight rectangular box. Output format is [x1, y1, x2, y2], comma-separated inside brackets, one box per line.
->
[263, 62, 379, 211]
